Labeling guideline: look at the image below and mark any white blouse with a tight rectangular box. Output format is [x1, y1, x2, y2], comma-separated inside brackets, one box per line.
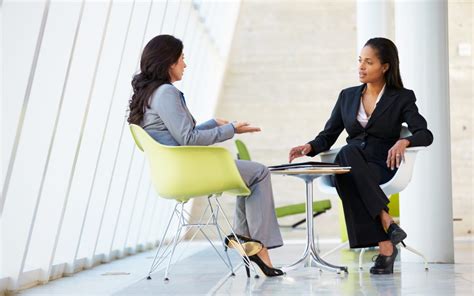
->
[357, 84, 386, 128]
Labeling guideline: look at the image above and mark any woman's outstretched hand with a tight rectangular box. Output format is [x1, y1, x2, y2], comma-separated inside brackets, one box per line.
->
[289, 144, 312, 163]
[233, 122, 261, 134]
[386, 139, 410, 170]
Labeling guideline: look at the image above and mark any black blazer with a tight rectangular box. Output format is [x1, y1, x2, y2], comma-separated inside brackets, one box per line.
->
[307, 84, 434, 166]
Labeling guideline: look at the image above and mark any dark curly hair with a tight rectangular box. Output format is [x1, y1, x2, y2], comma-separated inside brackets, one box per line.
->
[128, 35, 183, 124]
[364, 37, 404, 89]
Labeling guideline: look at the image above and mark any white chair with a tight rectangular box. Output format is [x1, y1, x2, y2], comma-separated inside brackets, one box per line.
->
[317, 127, 428, 270]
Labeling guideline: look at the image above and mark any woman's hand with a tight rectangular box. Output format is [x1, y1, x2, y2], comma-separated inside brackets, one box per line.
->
[215, 118, 229, 126]
[386, 139, 410, 170]
[233, 122, 261, 134]
[289, 144, 312, 163]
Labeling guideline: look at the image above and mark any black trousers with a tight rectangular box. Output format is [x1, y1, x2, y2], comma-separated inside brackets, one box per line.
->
[334, 144, 396, 248]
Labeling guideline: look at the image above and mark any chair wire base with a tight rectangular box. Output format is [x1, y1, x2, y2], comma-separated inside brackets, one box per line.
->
[358, 242, 429, 271]
[146, 195, 259, 281]
[321, 241, 429, 271]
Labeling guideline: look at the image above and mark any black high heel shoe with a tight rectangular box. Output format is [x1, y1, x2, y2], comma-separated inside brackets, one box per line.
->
[387, 222, 407, 246]
[370, 244, 398, 274]
[244, 255, 284, 277]
[224, 234, 263, 256]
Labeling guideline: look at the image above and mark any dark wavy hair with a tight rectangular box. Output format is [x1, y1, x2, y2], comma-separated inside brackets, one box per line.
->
[128, 35, 183, 124]
[364, 38, 404, 89]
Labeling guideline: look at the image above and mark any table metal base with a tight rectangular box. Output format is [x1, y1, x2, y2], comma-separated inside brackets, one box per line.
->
[281, 175, 348, 274]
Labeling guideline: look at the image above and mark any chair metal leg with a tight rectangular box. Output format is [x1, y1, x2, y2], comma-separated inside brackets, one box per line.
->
[401, 242, 429, 271]
[213, 196, 260, 278]
[359, 248, 366, 270]
[147, 202, 179, 279]
[320, 241, 349, 259]
[178, 198, 232, 270]
[163, 202, 185, 281]
[147, 196, 263, 281]
[148, 205, 198, 275]
[170, 206, 214, 264]
[197, 226, 233, 269]
[178, 198, 237, 275]
[177, 202, 237, 271]
[357, 242, 428, 271]
[208, 196, 235, 276]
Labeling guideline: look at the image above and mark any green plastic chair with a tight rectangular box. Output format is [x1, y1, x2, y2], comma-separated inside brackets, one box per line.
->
[234, 139, 332, 228]
[130, 124, 253, 281]
[235, 139, 251, 161]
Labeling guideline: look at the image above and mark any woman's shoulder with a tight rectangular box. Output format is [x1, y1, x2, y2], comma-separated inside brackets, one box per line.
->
[341, 85, 363, 95]
[387, 86, 416, 101]
[152, 83, 182, 101]
[149, 83, 182, 107]
[336, 84, 364, 100]
[399, 87, 415, 96]
[155, 83, 180, 96]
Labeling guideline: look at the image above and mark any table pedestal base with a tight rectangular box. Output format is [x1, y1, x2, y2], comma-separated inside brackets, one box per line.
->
[281, 176, 348, 274]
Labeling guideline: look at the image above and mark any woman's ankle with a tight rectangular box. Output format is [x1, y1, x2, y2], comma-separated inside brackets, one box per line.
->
[378, 240, 394, 256]
[257, 248, 273, 267]
[380, 210, 394, 230]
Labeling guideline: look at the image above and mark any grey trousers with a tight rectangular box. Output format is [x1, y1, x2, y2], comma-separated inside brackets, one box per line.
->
[233, 160, 283, 249]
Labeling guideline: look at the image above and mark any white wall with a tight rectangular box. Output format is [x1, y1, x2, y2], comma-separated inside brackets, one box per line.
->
[0, 0, 241, 291]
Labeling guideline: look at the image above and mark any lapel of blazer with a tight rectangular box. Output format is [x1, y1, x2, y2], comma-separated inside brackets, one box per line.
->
[349, 84, 365, 129]
[365, 87, 399, 129]
[180, 92, 197, 126]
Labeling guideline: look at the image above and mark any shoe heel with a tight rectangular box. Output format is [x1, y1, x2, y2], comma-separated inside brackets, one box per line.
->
[247, 255, 284, 277]
[243, 257, 251, 278]
[388, 257, 395, 273]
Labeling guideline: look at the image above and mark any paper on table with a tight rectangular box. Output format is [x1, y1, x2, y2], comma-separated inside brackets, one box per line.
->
[268, 161, 349, 171]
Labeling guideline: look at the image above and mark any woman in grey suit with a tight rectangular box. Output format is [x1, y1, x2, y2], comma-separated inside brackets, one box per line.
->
[128, 35, 283, 277]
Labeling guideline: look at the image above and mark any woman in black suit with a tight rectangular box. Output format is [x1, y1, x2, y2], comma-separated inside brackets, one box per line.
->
[289, 37, 433, 274]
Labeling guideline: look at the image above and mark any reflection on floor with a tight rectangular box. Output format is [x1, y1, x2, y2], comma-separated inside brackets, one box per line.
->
[17, 236, 473, 295]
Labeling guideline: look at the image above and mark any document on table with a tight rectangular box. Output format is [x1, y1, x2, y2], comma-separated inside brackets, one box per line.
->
[268, 161, 351, 171]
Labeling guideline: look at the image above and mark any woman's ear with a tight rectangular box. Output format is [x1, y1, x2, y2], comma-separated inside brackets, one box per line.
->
[168, 62, 176, 74]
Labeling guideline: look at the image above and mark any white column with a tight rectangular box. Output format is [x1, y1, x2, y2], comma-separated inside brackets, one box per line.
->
[357, 0, 389, 51]
[395, 0, 454, 263]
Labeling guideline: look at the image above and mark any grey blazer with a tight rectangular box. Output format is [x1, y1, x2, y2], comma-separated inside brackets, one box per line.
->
[141, 84, 235, 146]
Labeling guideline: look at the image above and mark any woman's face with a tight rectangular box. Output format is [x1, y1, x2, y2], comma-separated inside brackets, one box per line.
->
[169, 53, 186, 82]
[358, 46, 388, 84]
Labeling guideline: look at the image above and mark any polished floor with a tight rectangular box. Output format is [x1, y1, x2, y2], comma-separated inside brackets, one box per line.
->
[17, 229, 474, 296]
